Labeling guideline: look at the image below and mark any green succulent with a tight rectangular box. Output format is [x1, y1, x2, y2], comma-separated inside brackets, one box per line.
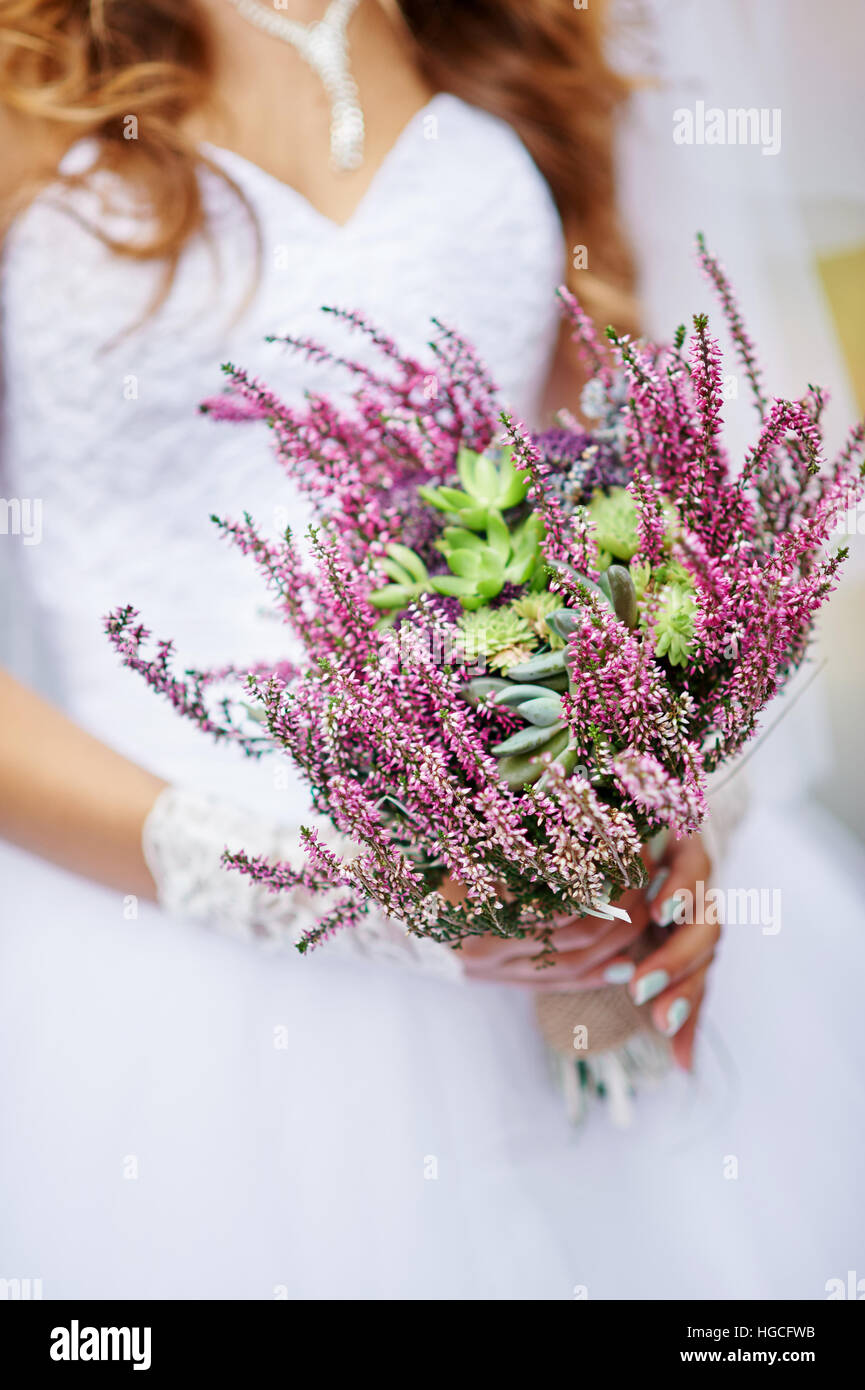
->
[370, 477, 545, 613]
[549, 560, 639, 630]
[459, 605, 584, 790]
[368, 542, 432, 610]
[630, 560, 652, 601]
[652, 558, 695, 593]
[431, 509, 544, 610]
[587, 486, 680, 569]
[626, 556, 696, 666]
[653, 582, 696, 666]
[417, 446, 530, 531]
[457, 607, 536, 672]
[511, 592, 567, 649]
[587, 486, 640, 565]
[462, 670, 572, 790]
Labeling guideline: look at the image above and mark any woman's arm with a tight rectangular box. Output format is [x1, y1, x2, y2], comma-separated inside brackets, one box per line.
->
[540, 319, 587, 421]
[0, 668, 164, 897]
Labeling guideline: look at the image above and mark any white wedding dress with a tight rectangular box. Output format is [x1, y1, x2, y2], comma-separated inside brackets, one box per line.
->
[2, 89, 864, 1300]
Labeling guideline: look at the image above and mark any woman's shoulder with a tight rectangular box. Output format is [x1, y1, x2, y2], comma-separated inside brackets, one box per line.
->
[1, 138, 176, 355]
[418, 93, 561, 218]
[4, 137, 146, 255]
[412, 93, 566, 298]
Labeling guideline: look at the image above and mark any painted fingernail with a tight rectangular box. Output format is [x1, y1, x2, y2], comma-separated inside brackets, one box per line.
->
[604, 961, 636, 984]
[634, 973, 675, 1006]
[664, 997, 692, 1036]
[653, 895, 679, 929]
[646, 868, 670, 903]
[632, 969, 669, 1005]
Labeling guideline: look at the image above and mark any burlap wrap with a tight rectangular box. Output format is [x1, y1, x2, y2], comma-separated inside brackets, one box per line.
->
[535, 983, 657, 1056]
[534, 929, 660, 1056]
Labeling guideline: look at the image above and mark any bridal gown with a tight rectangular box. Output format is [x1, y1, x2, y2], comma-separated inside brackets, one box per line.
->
[2, 93, 864, 1301]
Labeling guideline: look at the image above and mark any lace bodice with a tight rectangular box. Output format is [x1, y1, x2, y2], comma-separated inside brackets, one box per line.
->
[1, 94, 565, 812]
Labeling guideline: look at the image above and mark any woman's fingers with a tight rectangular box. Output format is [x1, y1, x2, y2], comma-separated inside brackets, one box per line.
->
[486, 946, 636, 989]
[464, 917, 648, 988]
[461, 833, 715, 995]
[526, 909, 644, 956]
[622, 831, 718, 1068]
[516, 912, 615, 950]
[627, 828, 717, 1006]
[666, 979, 704, 1071]
[646, 960, 708, 1037]
[645, 831, 711, 928]
[647, 966, 708, 1070]
[463, 897, 645, 966]
[628, 913, 719, 1003]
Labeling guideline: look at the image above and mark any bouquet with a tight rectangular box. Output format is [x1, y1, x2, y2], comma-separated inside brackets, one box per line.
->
[108, 237, 864, 1106]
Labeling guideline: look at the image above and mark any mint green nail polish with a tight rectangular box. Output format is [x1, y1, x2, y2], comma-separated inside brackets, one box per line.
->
[655, 896, 679, 928]
[647, 867, 670, 903]
[604, 961, 635, 984]
[632, 969, 669, 1006]
[664, 997, 691, 1036]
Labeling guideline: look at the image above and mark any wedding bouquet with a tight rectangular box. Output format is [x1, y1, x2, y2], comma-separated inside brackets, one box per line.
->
[107, 237, 864, 1093]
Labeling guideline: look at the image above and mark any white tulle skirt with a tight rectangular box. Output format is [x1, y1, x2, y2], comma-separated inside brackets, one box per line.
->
[1, 788, 864, 1301]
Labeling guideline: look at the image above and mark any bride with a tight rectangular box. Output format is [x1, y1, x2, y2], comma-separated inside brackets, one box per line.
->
[0, 0, 861, 1300]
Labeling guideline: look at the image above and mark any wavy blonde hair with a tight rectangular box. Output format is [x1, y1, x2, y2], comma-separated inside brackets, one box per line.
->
[0, 0, 638, 327]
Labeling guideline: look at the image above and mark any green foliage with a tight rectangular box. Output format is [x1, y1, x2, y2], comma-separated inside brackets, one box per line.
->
[497, 728, 571, 792]
[653, 582, 696, 666]
[598, 564, 638, 628]
[506, 647, 568, 682]
[587, 486, 640, 564]
[430, 509, 544, 610]
[417, 445, 530, 529]
[372, 442, 700, 717]
[630, 560, 651, 601]
[511, 591, 568, 648]
[586, 486, 678, 570]
[370, 449, 543, 613]
[367, 542, 432, 610]
[462, 656, 574, 791]
[651, 558, 695, 593]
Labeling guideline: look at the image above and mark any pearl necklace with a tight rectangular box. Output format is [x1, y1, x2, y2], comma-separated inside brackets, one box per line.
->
[224, 0, 365, 171]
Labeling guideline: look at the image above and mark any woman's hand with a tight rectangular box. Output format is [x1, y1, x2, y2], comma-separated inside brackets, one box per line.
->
[632, 833, 718, 1072]
[456, 883, 651, 990]
[446, 831, 719, 1071]
[558, 832, 718, 1071]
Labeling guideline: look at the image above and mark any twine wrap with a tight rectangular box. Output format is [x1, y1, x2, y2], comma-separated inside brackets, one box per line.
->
[535, 982, 657, 1056]
[534, 927, 661, 1056]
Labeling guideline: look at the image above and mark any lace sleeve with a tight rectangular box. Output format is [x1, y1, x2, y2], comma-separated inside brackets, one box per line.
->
[142, 785, 464, 981]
